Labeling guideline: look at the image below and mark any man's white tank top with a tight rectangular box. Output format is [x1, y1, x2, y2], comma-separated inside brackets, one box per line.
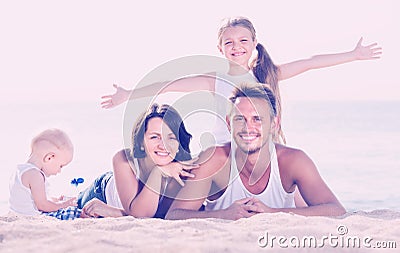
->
[205, 141, 295, 211]
[213, 72, 258, 145]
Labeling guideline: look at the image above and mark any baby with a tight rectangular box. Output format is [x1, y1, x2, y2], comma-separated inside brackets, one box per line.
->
[9, 128, 80, 220]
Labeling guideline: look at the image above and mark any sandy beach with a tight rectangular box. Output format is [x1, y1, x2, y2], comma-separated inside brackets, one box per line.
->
[1, 210, 399, 253]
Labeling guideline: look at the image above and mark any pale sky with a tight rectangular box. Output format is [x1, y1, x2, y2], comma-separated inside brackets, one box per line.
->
[0, 0, 399, 103]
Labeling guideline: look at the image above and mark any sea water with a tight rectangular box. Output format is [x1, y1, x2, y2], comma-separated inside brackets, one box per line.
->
[1, 99, 399, 214]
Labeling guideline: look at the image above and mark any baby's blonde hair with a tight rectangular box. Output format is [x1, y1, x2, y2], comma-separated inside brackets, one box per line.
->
[31, 128, 73, 153]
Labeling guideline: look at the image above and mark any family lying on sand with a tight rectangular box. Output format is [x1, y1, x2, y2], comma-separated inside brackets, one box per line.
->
[9, 17, 381, 220]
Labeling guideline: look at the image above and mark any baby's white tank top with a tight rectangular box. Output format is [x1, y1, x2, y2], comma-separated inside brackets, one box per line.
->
[9, 163, 48, 215]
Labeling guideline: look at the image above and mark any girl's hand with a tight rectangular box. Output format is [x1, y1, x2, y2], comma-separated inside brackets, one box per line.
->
[101, 84, 130, 109]
[353, 37, 382, 60]
[157, 159, 199, 186]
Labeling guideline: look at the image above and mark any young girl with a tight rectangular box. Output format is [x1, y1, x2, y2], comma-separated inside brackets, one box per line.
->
[78, 104, 198, 218]
[101, 16, 381, 144]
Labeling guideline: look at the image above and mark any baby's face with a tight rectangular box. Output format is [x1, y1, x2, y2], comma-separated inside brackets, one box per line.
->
[42, 148, 73, 177]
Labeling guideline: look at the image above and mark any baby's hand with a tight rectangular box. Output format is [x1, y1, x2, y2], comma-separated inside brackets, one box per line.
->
[61, 197, 77, 208]
[52, 195, 65, 202]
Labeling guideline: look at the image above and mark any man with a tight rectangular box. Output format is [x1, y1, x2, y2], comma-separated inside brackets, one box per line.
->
[166, 84, 345, 220]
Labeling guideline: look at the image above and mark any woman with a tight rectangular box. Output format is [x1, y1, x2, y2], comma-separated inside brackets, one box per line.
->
[78, 104, 198, 218]
[101, 17, 381, 144]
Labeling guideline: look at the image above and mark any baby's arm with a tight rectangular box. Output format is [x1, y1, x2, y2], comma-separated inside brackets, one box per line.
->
[278, 37, 382, 81]
[112, 150, 158, 218]
[22, 169, 77, 212]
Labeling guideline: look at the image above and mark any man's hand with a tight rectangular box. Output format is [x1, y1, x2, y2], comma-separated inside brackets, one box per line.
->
[246, 198, 276, 213]
[223, 197, 261, 220]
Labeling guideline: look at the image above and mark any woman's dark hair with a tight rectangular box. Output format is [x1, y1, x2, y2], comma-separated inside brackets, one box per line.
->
[132, 104, 192, 161]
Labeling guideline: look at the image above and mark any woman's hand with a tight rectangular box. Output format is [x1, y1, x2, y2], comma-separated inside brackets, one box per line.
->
[81, 198, 124, 218]
[157, 159, 199, 186]
[352, 37, 382, 60]
[101, 84, 131, 109]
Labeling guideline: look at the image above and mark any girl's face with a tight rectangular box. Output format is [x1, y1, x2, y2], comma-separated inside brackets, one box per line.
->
[143, 117, 179, 166]
[218, 26, 257, 69]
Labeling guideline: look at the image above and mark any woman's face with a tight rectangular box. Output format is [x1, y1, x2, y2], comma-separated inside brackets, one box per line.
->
[218, 26, 257, 68]
[143, 117, 179, 166]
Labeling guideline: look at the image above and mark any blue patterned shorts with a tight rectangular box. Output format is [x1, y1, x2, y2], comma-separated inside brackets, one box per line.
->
[42, 206, 81, 220]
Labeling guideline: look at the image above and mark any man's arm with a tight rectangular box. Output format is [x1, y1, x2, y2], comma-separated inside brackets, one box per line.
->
[168, 196, 258, 220]
[166, 146, 261, 220]
[165, 147, 222, 219]
[254, 148, 346, 216]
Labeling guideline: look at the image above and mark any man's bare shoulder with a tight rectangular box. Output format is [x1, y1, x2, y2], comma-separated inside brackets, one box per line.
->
[198, 145, 230, 163]
[194, 144, 231, 177]
[275, 144, 311, 166]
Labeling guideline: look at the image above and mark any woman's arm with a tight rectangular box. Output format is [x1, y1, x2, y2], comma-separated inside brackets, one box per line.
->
[124, 162, 197, 217]
[112, 150, 197, 218]
[101, 74, 216, 109]
[278, 37, 382, 80]
[81, 198, 126, 218]
[112, 150, 161, 218]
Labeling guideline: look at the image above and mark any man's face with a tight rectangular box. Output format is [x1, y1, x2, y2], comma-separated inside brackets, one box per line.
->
[228, 97, 275, 154]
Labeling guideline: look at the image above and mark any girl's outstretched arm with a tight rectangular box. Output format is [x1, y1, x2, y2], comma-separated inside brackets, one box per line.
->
[101, 84, 131, 109]
[101, 74, 216, 109]
[278, 37, 382, 81]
